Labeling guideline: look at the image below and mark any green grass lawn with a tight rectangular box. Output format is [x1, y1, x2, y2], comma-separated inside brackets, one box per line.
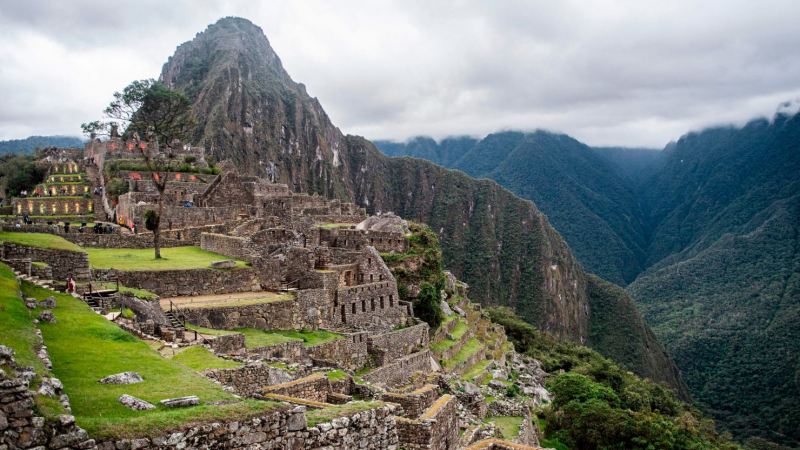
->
[443, 337, 483, 370]
[21, 282, 276, 438]
[325, 369, 349, 382]
[488, 416, 524, 439]
[315, 223, 355, 230]
[462, 358, 493, 382]
[0, 263, 46, 373]
[86, 282, 159, 300]
[86, 246, 248, 271]
[184, 324, 342, 349]
[431, 319, 468, 353]
[0, 231, 84, 252]
[170, 346, 241, 372]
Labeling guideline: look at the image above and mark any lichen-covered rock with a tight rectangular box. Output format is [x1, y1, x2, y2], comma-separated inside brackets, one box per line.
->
[159, 395, 200, 408]
[38, 309, 56, 323]
[25, 297, 37, 309]
[119, 394, 155, 411]
[99, 371, 144, 385]
[40, 295, 57, 308]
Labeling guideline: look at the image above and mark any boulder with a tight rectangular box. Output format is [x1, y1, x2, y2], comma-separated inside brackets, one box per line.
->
[25, 298, 37, 309]
[119, 394, 155, 411]
[99, 371, 144, 385]
[440, 300, 454, 316]
[38, 310, 56, 323]
[40, 296, 57, 309]
[210, 260, 236, 269]
[159, 395, 199, 408]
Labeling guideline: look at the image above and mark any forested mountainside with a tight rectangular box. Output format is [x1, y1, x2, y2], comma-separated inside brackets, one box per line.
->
[0, 135, 84, 155]
[377, 114, 800, 446]
[629, 114, 800, 446]
[376, 131, 652, 285]
[157, 17, 683, 392]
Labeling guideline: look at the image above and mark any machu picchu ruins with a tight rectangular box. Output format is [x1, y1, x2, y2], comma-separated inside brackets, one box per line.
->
[0, 138, 548, 450]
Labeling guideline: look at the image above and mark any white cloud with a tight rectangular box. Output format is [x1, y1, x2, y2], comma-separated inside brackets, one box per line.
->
[1, 0, 799, 147]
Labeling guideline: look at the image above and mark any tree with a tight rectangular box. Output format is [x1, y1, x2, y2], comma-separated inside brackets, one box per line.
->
[82, 79, 195, 258]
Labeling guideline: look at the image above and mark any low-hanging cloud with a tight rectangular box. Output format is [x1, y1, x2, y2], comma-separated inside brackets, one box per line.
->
[1, 0, 799, 147]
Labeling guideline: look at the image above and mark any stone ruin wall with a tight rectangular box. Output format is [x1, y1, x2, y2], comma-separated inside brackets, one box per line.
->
[13, 197, 94, 218]
[333, 281, 406, 329]
[382, 384, 440, 419]
[367, 322, 430, 366]
[208, 333, 246, 355]
[262, 373, 331, 403]
[200, 232, 255, 262]
[395, 394, 460, 450]
[205, 362, 300, 397]
[181, 296, 299, 330]
[1, 242, 90, 281]
[362, 350, 434, 388]
[93, 267, 262, 297]
[306, 332, 370, 371]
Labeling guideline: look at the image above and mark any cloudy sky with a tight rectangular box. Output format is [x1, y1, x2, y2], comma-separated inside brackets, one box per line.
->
[1, 0, 799, 147]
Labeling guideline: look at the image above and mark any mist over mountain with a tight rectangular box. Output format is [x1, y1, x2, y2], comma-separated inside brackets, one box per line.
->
[376, 113, 800, 446]
[158, 16, 683, 392]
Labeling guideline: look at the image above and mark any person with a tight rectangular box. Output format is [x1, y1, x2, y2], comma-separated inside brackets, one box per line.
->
[66, 276, 76, 294]
[63, 222, 70, 233]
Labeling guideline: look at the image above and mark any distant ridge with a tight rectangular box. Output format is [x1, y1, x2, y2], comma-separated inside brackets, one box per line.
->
[0, 135, 85, 155]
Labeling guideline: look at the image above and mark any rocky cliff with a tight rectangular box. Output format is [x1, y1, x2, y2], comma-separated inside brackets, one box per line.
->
[159, 17, 683, 392]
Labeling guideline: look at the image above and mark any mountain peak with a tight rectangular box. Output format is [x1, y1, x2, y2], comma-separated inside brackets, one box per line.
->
[161, 16, 290, 92]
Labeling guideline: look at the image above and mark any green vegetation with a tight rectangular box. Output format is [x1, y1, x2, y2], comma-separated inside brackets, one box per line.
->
[487, 306, 741, 450]
[86, 246, 247, 270]
[0, 153, 47, 196]
[184, 324, 341, 349]
[381, 222, 444, 328]
[316, 222, 354, 230]
[488, 416, 523, 439]
[171, 345, 241, 371]
[0, 263, 46, 373]
[105, 159, 220, 175]
[443, 337, 481, 370]
[325, 369, 349, 382]
[14, 278, 275, 438]
[381, 118, 800, 447]
[0, 231, 84, 252]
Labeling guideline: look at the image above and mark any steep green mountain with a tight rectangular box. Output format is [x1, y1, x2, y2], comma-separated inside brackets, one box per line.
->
[158, 17, 683, 392]
[377, 131, 652, 285]
[629, 113, 800, 447]
[0, 135, 84, 155]
[377, 135, 477, 167]
[379, 114, 800, 446]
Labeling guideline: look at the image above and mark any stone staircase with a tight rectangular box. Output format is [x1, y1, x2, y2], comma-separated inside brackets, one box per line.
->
[164, 310, 186, 329]
[12, 269, 54, 290]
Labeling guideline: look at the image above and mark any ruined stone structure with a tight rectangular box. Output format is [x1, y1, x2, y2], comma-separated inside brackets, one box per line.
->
[12, 152, 93, 218]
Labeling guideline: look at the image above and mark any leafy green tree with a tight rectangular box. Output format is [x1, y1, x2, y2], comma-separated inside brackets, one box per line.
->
[82, 79, 195, 258]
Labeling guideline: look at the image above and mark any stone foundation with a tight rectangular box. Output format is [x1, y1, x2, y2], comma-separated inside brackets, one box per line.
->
[383, 384, 440, 419]
[1, 242, 90, 280]
[93, 267, 262, 297]
[362, 350, 435, 388]
[395, 394, 459, 450]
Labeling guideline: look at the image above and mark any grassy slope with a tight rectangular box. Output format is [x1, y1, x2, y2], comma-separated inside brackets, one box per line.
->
[0, 231, 84, 252]
[170, 346, 241, 371]
[185, 324, 342, 349]
[86, 246, 248, 271]
[0, 263, 45, 372]
[21, 282, 275, 438]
